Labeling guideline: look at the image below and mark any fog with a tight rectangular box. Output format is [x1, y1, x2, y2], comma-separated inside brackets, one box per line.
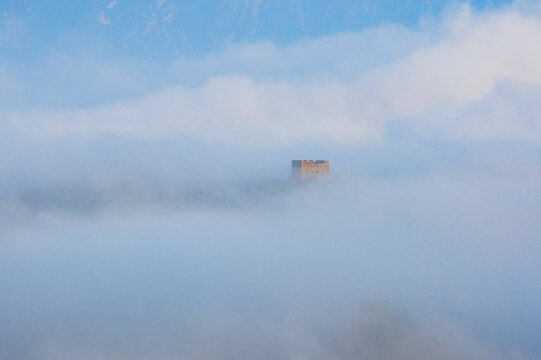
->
[2, 153, 541, 359]
[2, 2, 541, 359]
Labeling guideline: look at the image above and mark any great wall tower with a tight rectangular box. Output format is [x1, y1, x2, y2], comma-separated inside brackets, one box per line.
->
[291, 160, 330, 180]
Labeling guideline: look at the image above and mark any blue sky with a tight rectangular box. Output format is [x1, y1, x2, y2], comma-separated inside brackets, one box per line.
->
[2, 0, 515, 59]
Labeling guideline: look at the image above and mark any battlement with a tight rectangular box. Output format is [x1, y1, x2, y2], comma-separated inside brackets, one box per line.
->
[291, 160, 330, 179]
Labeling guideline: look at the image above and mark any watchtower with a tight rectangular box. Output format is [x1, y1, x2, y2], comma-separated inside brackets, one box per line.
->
[291, 160, 330, 180]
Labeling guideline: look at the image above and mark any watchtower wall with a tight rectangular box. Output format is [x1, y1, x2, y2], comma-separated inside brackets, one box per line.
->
[291, 160, 330, 180]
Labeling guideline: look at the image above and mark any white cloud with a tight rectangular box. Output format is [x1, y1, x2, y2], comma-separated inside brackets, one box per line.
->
[365, 6, 541, 118]
[143, 20, 156, 34]
[106, 0, 117, 10]
[8, 5, 541, 145]
[253, 0, 263, 17]
[9, 76, 379, 144]
[97, 10, 110, 25]
[163, 12, 173, 23]
[0, 9, 27, 44]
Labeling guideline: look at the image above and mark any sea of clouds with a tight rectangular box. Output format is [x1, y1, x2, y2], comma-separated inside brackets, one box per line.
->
[1, 2, 541, 359]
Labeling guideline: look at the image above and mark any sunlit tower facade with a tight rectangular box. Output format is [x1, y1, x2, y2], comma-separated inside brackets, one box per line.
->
[291, 160, 330, 180]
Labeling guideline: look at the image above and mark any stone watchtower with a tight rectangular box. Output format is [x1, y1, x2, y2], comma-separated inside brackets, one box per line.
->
[291, 160, 330, 180]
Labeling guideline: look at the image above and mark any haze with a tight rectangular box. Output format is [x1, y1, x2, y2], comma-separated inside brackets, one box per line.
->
[1, 1, 541, 359]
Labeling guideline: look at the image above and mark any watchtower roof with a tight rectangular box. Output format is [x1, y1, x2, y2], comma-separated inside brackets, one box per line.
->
[292, 160, 329, 167]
